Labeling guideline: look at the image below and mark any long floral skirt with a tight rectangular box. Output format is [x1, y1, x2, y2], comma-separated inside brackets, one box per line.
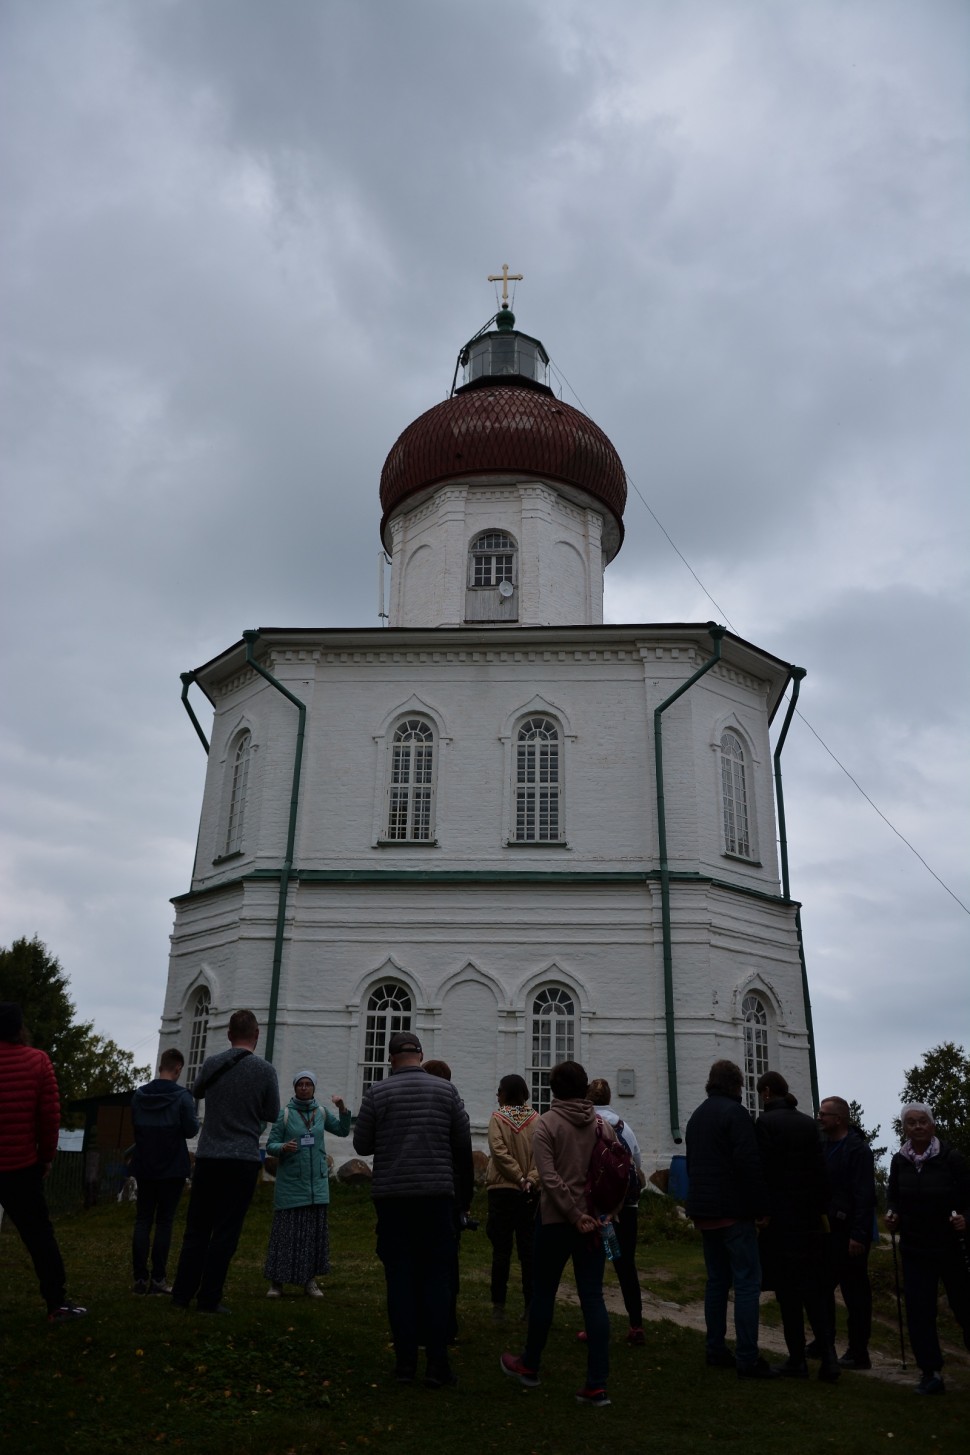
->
[263, 1204, 331, 1285]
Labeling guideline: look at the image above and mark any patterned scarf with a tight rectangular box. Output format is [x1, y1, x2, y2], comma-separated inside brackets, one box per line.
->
[900, 1136, 940, 1168]
[494, 1103, 537, 1132]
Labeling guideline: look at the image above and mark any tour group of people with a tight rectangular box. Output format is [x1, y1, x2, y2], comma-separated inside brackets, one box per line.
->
[2, 999, 968, 1407]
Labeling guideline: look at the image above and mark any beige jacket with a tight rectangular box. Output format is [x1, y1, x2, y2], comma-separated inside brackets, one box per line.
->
[486, 1104, 539, 1191]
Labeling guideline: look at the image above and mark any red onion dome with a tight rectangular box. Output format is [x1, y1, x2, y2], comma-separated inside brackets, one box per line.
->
[380, 379, 627, 559]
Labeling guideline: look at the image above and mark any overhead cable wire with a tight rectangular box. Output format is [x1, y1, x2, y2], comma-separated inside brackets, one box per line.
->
[551, 358, 969, 917]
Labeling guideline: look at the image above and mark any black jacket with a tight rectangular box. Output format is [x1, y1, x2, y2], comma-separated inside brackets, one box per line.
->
[685, 1091, 767, 1222]
[888, 1140, 970, 1252]
[756, 1096, 828, 1247]
[823, 1125, 876, 1245]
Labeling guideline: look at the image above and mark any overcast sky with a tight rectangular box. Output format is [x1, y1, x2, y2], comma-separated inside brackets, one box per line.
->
[2, 0, 967, 1155]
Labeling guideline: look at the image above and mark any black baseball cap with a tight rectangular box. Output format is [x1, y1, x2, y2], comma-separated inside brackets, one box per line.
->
[388, 1031, 422, 1056]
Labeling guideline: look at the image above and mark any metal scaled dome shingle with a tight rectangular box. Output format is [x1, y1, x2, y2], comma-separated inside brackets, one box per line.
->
[379, 382, 627, 552]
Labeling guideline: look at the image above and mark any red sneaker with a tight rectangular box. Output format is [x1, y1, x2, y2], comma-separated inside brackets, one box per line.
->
[499, 1352, 540, 1388]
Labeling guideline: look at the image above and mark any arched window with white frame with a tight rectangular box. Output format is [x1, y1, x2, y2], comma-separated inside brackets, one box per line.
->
[529, 985, 576, 1113]
[361, 982, 413, 1091]
[185, 986, 211, 1089]
[515, 717, 562, 842]
[466, 530, 518, 622]
[742, 992, 769, 1115]
[386, 718, 435, 840]
[225, 730, 252, 855]
[720, 730, 752, 859]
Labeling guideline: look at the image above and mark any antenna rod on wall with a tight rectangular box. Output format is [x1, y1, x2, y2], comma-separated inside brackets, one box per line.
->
[378, 551, 389, 623]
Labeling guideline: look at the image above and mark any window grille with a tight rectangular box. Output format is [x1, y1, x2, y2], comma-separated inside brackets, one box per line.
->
[185, 988, 211, 1090]
[529, 986, 575, 1113]
[721, 731, 751, 857]
[225, 732, 252, 854]
[387, 719, 434, 840]
[742, 993, 769, 1115]
[515, 717, 561, 841]
[470, 531, 516, 587]
[362, 983, 413, 1091]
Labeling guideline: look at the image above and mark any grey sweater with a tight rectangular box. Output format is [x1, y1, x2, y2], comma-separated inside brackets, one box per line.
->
[353, 1065, 472, 1199]
[194, 1048, 281, 1161]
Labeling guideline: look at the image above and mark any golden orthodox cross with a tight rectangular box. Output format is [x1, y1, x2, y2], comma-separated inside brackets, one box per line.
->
[487, 263, 523, 305]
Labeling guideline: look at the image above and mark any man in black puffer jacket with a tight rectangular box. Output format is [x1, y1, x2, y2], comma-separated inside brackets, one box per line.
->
[353, 1031, 472, 1389]
[756, 1071, 839, 1382]
[685, 1060, 774, 1379]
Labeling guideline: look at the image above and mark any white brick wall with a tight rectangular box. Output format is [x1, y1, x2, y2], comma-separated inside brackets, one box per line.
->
[164, 622, 808, 1169]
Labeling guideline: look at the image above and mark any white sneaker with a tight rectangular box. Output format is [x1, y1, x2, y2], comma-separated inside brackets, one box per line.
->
[266, 1283, 283, 1299]
[305, 1279, 324, 1298]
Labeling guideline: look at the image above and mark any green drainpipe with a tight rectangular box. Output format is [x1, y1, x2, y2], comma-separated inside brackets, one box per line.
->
[654, 623, 726, 1144]
[772, 667, 819, 1111]
[242, 630, 307, 1067]
[180, 672, 210, 754]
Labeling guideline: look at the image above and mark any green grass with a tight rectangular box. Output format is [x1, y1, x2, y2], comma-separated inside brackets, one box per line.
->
[1, 1184, 966, 1455]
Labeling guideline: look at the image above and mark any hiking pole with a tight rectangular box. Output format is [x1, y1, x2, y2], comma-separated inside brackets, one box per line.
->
[950, 1211, 970, 1278]
[887, 1212, 906, 1369]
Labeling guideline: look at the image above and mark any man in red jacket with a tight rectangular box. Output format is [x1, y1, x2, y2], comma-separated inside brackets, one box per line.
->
[0, 1002, 86, 1322]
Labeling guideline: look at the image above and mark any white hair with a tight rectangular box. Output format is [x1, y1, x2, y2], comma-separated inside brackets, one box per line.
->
[900, 1102, 935, 1124]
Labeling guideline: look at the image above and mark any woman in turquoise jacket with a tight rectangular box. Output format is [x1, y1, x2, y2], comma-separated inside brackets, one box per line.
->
[264, 1070, 351, 1297]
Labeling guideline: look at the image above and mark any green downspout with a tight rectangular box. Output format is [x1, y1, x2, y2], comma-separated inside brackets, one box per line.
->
[242, 630, 307, 1066]
[180, 673, 210, 754]
[772, 667, 819, 1111]
[654, 623, 726, 1144]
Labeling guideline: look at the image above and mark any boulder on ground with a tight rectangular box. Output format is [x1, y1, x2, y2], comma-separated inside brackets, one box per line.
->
[337, 1158, 373, 1186]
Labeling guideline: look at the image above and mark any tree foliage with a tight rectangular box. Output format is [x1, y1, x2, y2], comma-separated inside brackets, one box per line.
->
[846, 1098, 887, 1163]
[0, 935, 149, 1117]
[893, 1042, 970, 1158]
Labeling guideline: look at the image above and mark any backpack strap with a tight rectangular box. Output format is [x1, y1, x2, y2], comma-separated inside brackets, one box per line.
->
[192, 1048, 251, 1102]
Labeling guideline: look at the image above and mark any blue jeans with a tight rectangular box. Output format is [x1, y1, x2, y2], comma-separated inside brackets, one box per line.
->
[524, 1221, 609, 1389]
[374, 1196, 456, 1377]
[701, 1221, 762, 1367]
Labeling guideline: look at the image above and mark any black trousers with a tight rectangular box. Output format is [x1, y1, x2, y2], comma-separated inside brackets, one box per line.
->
[901, 1241, 970, 1374]
[171, 1158, 259, 1310]
[486, 1188, 536, 1308]
[764, 1226, 833, 1358]
[132, 1176, 186, 1283]
[825, 1225, 872, 1356]
[607, 1203, 643, 1327]
[0, 1162, 67, 1311]
[375, 1195, 456, 1377]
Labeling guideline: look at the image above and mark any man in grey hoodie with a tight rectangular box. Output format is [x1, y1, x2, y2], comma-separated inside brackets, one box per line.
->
[130, 1047, 199, 1294]
[171, 1009, 280, 1314]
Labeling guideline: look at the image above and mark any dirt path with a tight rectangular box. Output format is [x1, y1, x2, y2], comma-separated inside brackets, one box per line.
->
[559, 1279, 968, 1390]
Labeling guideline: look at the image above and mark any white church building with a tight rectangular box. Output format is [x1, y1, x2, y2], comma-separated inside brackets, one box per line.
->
[161, 292, 816, 1168]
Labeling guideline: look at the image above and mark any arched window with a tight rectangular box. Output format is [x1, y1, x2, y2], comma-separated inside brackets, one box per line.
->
[515, 717, 561, 841]
[469, 531, 516, 587]
[362, 982, 413, 1091]
[720, 731, 751, 858]
[185, 987, 211, 1089]
[742, 993, 769, 1115]
[529, 985, 576, 1113]
[386, 718, 435, 840]
[466, 531, 518, 622]
[225, 731, 252, 854]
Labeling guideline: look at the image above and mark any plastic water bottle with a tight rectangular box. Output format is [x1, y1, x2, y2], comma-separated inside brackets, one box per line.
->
[600, 1216, 620, 1262]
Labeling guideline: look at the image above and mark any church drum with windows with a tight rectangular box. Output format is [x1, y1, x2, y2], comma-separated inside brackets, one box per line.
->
[162, 300, 812, 1166]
